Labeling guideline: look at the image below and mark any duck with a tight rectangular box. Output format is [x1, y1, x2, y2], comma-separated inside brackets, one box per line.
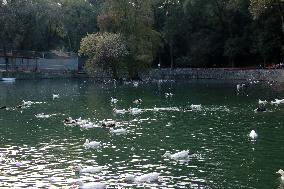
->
[133, 82, 139, 87]
[111, 97, 118, 104]
[76, 181, 106, 189]
[35, 113, 51, 118]
[102, 120, 116, 128]
[75, 165, 104, 174]
[163, 150, 190, 160]
[110, 128, 127, 135]
[22, 100, 33, 106]
[236, 84, 245, 92]
[258, 99, 268, 105]
[64, 117, 76, 125]
[165, 93, 173, 98]
[133, 99, 143, 104]
[129, 108, 142, 114]
[124, 172, 160, 183]
[254, 106, 266, 112]
[190, 104, 202, 111]
[80, 122, 96, 129]
[276, 169, 284, 181]
[84, 139, 101, 149]
[249, 130, 258, 140]
[0, 106, 7, 110]
[52, 94, 59, 99]
[113, 108, 127, 114]
[271, 99, 284, 106]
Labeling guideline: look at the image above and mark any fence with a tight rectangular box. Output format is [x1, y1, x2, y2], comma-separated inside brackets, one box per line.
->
[0, 50, 79, 71]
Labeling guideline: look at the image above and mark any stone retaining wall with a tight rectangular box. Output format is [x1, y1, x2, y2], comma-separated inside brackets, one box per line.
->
[142, 68, 284, 82]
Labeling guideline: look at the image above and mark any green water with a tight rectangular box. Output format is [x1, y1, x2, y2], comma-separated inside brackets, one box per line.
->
[0, 79, 283, 189]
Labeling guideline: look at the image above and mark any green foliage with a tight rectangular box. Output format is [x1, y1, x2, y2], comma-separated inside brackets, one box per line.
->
[79, 32, 128, 79]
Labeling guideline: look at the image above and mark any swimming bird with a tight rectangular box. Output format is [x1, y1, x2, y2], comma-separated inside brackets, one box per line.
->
[110, 128, 127, 135]
[254, 106, 266, 112]
[133, 82, 139, 87]
[258, 99, 268, 105]
[111, 97, 118, 104]
[113, 108, 127, 114]
[0, 106, 7, 110]
[133, 99, 142, 104]
[84, 139, 101, 149]
[102, 120, 116, 128]
[163, 150, 190, 160]
[236, 84, 245, 92]
[52, 94, 59, 99]
[165, 93, 173, 98]
[276, 169, 284, 181]
[75, 165, 104, 174]
[124, 172, 160, 183]
[271, 99, 284, 106]
[249, 130, 258, 140]
[190, 104, 202, 111]
[76, 181, 106, 189]
[129, 108, 142, 114]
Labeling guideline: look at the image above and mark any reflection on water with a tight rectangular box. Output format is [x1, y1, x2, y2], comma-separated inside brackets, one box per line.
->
[0, 79, 283, 188]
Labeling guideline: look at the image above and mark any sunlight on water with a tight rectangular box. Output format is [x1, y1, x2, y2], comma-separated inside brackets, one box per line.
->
[0, 79, 283, 188]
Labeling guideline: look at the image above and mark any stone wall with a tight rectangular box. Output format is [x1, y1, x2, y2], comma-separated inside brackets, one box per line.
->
[141, 68, 284, 82]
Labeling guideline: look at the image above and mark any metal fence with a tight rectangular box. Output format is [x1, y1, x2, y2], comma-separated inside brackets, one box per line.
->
[0, 50, 79, 71]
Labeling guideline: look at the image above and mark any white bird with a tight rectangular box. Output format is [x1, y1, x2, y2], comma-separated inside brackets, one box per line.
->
[276, 169, 284, 181]
[75, 165, 104, 174]
[111, 97, 118, 103]
[190, 104, 202, 111]
[133, 99, 142, 104]
[110, 128, 127, 135]
[76, 181, 106, 189]
[124, 172, 160, 183]
[237, 84, 245, 92]
[258, 99, 268, 105]
[163, 150, 190, 160]
[52, 94, 59, 99]
[271, 99, 284, 106]
[165, 93, 173, 98]
[133, 82, 139, 87]
[35, 113, 51, 118]
[80, 122, 96, 129]
[249, 130, 258, 140]
[113, 108, 127, 114]
[84, 139, 101, 149]
[129, 108, 142, 114]
[22, 100, 33, 106]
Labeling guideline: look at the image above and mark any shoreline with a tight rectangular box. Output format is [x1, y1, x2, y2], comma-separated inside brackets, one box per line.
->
[1, 68, 284, 82]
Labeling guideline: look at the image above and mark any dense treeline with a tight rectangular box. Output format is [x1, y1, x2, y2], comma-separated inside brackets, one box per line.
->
[1, 0, 283, 78]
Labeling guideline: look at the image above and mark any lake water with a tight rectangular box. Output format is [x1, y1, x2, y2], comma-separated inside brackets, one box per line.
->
[0, 79, 283, 189]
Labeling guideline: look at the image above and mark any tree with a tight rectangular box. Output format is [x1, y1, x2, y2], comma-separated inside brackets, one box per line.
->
[79, 32, 128, 79]
[97, 0, 161, 79]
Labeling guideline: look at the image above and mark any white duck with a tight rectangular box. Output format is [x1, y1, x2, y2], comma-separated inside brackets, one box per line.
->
[52, 94, 59, 99]
[111, 97, 118, 104]
[75, 165, 104, 174]
[133, 99, 143, 104]
[129, 108, 142, 114]
[190, 104, 202, 111]
[163, 150, 190, 160]
[249, 130, 258, 140]
[113, 108, 127, 114]
[76, 181, 106, 189]
[110, 128, 127, 135]
[124, 172, 160, 183]
[258, 99, 268, 105]
[84, 139, 101, 149]
[271, 99, 284, 105]
[276, 169, 284, 181]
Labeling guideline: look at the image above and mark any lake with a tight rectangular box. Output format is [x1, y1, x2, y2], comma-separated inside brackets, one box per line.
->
[0, 79, 283, 188]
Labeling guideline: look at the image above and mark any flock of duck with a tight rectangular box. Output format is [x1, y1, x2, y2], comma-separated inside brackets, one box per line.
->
[1, 80, 284, 188]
